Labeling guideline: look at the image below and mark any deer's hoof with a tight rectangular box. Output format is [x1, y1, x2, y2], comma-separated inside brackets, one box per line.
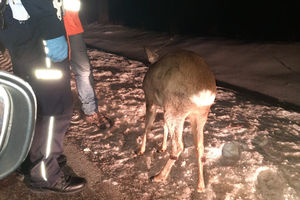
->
[197, 183, 205, 192]
[157, 148, 166, 153]
[150, 175, 164, 183]
[135, 151, 143, 156]
[170, 155, 178, 160]
[150, 176, 155, 182]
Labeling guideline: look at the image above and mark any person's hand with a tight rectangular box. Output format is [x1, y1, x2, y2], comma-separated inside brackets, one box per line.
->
[44, 36, 68, 63]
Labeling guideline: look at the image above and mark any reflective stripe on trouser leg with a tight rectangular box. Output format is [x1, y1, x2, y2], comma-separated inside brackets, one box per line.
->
[41, 116, 55, 181]
[29, 113, 72, 187]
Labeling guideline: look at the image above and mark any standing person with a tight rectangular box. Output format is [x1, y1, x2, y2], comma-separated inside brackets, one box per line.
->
[57, 0, 111, 129]
[0, 0, 86, 193]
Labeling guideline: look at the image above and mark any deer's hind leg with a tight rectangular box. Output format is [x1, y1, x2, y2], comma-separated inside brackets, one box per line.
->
[152, 110, 185, 182]
[190, 106, 210, 192]
[160, 122, 169, 152]
[137, 101, 158, 155]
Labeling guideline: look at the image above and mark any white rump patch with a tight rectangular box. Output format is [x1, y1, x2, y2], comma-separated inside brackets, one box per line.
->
[190, 90, 216, 106]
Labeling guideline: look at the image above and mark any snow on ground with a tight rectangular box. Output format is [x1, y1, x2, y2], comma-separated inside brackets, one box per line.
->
[83, 23, 300, 108]
[65, 48, 300, 200]
[0, 45, 299, 199]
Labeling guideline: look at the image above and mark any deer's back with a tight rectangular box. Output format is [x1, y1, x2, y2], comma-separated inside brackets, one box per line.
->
[143, 50, 216, 109]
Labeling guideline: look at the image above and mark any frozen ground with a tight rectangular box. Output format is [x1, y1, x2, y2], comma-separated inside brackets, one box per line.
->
[0, 48, 299, 200]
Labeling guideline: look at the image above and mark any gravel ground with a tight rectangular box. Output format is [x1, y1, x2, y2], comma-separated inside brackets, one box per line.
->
[0, 49, 299, 200]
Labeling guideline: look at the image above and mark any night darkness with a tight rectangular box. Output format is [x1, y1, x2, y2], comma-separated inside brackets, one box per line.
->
[82, 0, 300, 42]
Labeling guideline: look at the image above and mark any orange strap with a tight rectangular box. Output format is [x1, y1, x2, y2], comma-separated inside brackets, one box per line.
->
[66, 34, 71, 60]
[63, 11, 84, 36]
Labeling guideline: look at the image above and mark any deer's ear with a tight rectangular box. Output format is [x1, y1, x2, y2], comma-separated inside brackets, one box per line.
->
[144, 47, 159, 64]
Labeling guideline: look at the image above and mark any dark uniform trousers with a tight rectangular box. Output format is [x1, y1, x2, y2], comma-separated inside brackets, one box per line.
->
[0, 7, 73, 187]
[26, 61, 73, 187]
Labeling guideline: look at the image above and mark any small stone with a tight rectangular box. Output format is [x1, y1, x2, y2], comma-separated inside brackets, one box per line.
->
[222, 142, 241, 159]
[252, 135, 268, 147]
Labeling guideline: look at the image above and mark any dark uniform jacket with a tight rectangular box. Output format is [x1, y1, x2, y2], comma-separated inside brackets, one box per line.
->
[0, 0, 72, 116]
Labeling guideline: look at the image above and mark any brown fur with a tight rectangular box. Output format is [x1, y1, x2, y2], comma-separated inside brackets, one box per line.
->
[137, 49, 216, 192]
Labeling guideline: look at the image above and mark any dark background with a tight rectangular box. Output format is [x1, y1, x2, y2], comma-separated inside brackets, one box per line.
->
[81, 0, 300, 42]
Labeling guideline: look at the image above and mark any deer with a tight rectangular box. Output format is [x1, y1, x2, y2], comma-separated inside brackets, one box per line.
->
[137, 48, 216, 192]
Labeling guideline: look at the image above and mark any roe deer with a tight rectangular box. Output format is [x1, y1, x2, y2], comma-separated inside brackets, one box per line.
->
[138, 49, 216, 192]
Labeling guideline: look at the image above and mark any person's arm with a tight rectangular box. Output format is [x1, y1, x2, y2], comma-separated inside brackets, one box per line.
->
[22, 0, 65, 40]
[22, 0, 67, 62]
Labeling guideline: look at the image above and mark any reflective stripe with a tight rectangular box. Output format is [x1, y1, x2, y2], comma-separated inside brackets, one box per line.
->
[46, 57, 51, 68]
[34, 69, 63, 80]
[41, 116, 55, 181]
[44, 47, 49, 55]
[46, 116, 54, 158]
[35, 42, 63, 80]
[40, 116, 55, 181]
[41, 161, 47, 181]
